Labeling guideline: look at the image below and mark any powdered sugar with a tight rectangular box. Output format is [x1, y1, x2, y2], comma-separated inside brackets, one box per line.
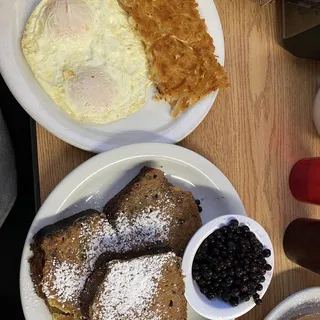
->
[42, 217, 119, 305]
[116, 207, 172, 252]
[42, 259, 85, 304]
[91, 252, 175, 320]
[40, 203, 175, 309]
[80, 217, 118, 271]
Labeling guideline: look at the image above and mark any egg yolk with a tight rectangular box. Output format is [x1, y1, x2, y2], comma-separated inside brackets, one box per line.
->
[44, 0, 92, 37]
[65, 71, 117, 115]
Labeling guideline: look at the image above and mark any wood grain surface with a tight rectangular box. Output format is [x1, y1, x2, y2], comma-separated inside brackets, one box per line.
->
[36, 0, 320, 318]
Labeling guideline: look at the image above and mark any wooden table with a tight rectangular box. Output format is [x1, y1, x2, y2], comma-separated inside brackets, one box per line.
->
[36, 0, 320, 318]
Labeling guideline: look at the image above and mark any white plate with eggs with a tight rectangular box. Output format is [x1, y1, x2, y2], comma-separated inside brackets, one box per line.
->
[0, 0, 225, 153]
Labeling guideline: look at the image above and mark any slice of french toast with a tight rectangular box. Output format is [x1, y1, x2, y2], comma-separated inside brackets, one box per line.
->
[89, 252, 187, 320]
[30, 209, 119, 319]
[104, 167, 202, 256]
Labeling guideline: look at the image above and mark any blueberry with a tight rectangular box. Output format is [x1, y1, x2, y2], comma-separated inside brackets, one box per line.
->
[225, 259, 232, 268]
[198, 279, 206, 286]
[199, 246, 207, 254]
[232, 235, 239, 242]
[254, 247, 262, 255]
[233, 279, 243, 287]
[225, 277, 233, 286]
[240, 284, 249, 293]
[240, 225, 250, 233]
[192, 269, 200, 277]
[216, 241, 224, 248]
[242, 275, 249, 282]
[256, 284, 263, 291]
[228, 269, 235, 277]
[221, 250, 229, 258]
[194, 274, 201, 281]
[243, 265, 250, 272]
[213, 229, 223, 238]
[253, 293, 260, 300]
[259, 276, 265, 283]
[255, 298, 262, 305]
[230, 288, 240, 297]
[247, 231, 256, 239]
[244, 295, 251, 302]
[265, 264, 272, 271]
[206, 256, 214, 263]
[195, 199, 201, 205]
[211, 273, 219, 279]
[251, 266, 258, 273]
[263, 249, 271, 257]
[216, 286, 224, 294]
[200, 287, 209, 294]
[221, 226, 230, 234]
[215, 266, 221, 273]
[207, 292, 216, 300]
[195, 253, 203, 261]
[250, 273, 258, 280]
[260, 269, 266, 275]
[229, 297, 240, 307]
[222, 292, 230, 302]
[261, 259, 267, 265]
[227, 241, 236, 248]
[226, 232, 235, 240]
[253, 240, 263, 249]
[201, 264, 210, 271]
[212, 248, 220, 256]
[229, 219, 239, 227]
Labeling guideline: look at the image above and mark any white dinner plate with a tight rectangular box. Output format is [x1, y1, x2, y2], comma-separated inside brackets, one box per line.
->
[20, 143, 246, 320]
[0, 0, 225, 153]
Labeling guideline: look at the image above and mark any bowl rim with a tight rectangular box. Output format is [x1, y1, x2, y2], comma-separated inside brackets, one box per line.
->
[182, 214, 274, 320]
[264, 287, 320, 320]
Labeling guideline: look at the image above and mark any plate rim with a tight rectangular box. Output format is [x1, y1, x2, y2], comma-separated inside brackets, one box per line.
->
[0, 0, 225, 153]
[19, 143, 246, 319]
[264, 287, 320, 320]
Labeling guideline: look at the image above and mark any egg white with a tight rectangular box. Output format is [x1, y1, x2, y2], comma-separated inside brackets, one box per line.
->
[22, 0, 150, 123]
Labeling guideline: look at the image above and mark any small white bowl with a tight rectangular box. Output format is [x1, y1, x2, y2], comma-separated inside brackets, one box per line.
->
[182, 214, 274, 320]
[265, 287, 320, 320]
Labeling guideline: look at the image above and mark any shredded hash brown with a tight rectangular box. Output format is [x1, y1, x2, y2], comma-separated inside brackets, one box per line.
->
[118, 0, 230, 117]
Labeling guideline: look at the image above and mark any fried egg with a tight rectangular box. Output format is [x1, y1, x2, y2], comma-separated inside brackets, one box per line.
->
[22, 0, 149, 123]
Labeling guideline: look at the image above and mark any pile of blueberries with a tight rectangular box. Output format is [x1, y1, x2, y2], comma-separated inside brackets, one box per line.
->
[192, 219, 272, 307]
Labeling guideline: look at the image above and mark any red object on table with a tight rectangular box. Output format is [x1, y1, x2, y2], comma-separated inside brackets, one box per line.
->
[289, 158, 320, 205]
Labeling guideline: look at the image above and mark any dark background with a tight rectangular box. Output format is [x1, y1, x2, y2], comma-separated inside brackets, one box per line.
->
[0, 75, 40, 319]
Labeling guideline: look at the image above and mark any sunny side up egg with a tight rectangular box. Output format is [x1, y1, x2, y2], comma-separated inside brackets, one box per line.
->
[22, 0, 150, 124]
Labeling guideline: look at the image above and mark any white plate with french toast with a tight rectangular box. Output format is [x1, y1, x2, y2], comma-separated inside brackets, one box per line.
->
[0, 0, 227, 153]
[20, 143, 247, 320]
